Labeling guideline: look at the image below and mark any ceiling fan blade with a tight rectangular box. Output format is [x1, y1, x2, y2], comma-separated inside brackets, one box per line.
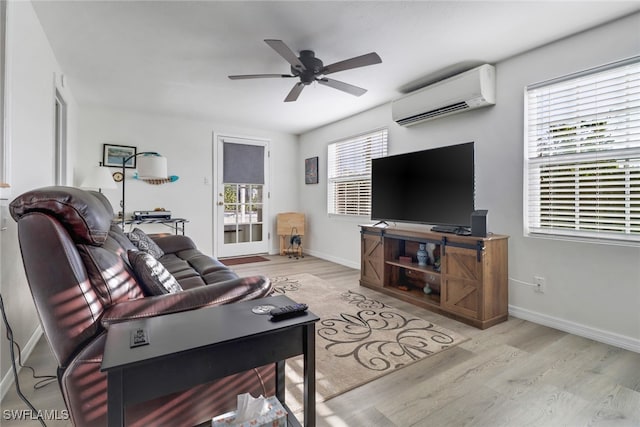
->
[322, 52, 382, 75]
[228, 74, 295, 80]
[285, 82, 305, 102]
[317, 78, 367, 97]
[265, 39, 306, 71]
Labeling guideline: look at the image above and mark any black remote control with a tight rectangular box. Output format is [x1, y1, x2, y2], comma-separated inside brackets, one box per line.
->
[270, 303, 308, 320]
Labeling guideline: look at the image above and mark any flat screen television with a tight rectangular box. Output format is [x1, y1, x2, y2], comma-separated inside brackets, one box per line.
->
[371, 142, 475, 228]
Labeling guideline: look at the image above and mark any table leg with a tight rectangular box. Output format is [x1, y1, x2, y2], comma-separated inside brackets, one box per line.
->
[107, 370, 124, 427]
[303, 324, 316, 427]
[275, 360, 286, 403]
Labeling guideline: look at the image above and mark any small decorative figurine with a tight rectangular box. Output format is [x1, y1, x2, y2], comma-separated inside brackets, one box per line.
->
[426, 243, 436, 265]
[416, 243, 428, 266]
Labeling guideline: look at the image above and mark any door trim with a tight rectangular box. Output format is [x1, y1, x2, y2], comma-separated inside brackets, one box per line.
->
[212, 133, 270, 258]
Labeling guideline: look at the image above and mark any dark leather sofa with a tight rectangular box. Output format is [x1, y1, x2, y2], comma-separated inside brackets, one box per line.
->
[10, 186, 275, 426]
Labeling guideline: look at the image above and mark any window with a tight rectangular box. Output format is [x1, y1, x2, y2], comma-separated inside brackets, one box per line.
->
[327, 128, 388, 216]
[524, 56, 640, 244]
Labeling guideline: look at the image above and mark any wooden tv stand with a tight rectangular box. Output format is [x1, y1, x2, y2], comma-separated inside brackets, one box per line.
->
[360, 225, 509, 329]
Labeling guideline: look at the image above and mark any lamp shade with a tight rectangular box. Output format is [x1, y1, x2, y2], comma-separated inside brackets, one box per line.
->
[137, 155, 167, 179]
[81, 165, 117, 191]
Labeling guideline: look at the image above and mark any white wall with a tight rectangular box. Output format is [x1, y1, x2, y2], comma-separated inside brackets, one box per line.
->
[2, 5, 638, 402]
[2, 0, 299, 395]
[76, 106, 299, 256]
[1, 0, 79, 392]
[299, 12, 640, 350]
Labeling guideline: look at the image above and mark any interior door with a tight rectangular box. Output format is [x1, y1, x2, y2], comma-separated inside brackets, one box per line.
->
[214, 135, 269, 258]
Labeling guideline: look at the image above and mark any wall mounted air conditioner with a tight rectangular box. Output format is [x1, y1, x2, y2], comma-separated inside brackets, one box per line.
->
[392, 64, 496, 126]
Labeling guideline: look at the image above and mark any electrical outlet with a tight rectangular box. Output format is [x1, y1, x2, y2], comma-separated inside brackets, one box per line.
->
[534, 276, 546, 293]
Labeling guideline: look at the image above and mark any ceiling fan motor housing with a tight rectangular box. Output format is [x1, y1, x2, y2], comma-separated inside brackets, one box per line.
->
[293, 50, 324, 84]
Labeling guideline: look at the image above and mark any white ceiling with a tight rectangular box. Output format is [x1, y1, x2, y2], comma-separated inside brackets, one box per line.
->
[32, 1, 640, 135]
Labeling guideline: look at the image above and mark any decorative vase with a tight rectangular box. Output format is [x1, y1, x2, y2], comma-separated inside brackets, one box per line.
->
[416, 243, 428, 266]
[423, 284, 432, 295]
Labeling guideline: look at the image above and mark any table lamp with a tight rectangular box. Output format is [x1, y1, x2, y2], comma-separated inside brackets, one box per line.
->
[80, 162, 117, 193]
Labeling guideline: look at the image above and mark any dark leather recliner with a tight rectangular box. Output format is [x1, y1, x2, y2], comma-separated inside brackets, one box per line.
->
[9, 186, 276, 426]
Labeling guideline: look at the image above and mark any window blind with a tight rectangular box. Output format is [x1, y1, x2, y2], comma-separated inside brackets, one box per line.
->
[327, 129, 388, 216]
[223, 142, 265, 184]
[524, 56, 640, 243]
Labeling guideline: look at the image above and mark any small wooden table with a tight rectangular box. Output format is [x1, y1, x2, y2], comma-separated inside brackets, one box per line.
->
[277, 212, 305, 257]
[101, 295, 319, 427]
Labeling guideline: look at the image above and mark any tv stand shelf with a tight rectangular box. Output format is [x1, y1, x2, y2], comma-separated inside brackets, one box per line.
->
[360, 225, 509, 329]
[385, 260, 440, 274]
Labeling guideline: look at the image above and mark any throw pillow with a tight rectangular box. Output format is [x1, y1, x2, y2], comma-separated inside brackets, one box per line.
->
[128, 250, 183, 295]
[126, 228, 164, 259]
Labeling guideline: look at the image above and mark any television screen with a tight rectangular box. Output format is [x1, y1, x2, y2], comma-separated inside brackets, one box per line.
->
[371, 142, 475, 227]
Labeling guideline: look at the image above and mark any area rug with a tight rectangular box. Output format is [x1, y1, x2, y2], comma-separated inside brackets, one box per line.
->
[269, 273, 467, 415]
[219, 255, 270, 266]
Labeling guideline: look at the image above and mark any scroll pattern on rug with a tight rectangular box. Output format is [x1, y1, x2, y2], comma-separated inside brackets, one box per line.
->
[318, 290, 457, 371]
[271, 276, 303, 294]
[270, 276, 458, 372]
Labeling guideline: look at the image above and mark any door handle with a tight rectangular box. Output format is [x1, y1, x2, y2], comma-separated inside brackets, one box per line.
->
[217, 201, 224, 206]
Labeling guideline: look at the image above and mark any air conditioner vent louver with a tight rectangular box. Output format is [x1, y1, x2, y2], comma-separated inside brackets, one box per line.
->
[395, 102, 469, 126]
[392, 64, 496, 126]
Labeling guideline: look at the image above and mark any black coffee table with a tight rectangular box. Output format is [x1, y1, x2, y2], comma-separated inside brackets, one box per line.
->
[101, 295, 319, 427]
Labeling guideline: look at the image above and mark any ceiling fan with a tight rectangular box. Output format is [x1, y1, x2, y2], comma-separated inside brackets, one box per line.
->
[228, 39, 382, 102]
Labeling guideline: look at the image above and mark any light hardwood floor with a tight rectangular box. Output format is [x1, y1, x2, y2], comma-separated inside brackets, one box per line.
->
[2, 255, 639, 426]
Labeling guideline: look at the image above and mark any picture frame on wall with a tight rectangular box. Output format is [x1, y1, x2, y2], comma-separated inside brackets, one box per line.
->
[103, 144, 137, 168]
[305, 156, 319, 184]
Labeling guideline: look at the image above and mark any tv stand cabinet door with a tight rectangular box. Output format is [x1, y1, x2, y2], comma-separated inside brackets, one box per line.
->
[441, 245, 482, 320]
[361, 231, 384, 287]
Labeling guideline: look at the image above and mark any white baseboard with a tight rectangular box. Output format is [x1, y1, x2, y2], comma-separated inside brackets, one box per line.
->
[265, 251, 640, 354]
[302, 248, 360, 270]
[509, 305, 640, 354]
[299, 253, 636, 352]
[0, 325, 44, 401]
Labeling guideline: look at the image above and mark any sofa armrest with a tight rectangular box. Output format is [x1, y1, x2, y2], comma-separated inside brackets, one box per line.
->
[149, 234, 197, 254]
[100, 275, 272, 326]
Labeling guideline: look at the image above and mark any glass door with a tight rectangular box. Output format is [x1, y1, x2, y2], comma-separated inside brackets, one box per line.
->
[215, 136, 269, 257]
[222, 183, 264, 244]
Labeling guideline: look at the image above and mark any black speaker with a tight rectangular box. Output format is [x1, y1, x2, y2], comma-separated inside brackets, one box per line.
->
[471, 210, 488, 237]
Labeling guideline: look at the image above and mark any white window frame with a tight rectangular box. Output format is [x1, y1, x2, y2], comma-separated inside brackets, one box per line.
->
[327, 128, 388, 217]
[524, 56, 640, 245]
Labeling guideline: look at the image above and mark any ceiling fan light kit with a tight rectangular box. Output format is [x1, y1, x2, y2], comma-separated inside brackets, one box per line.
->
[229, 39, 382, 102]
